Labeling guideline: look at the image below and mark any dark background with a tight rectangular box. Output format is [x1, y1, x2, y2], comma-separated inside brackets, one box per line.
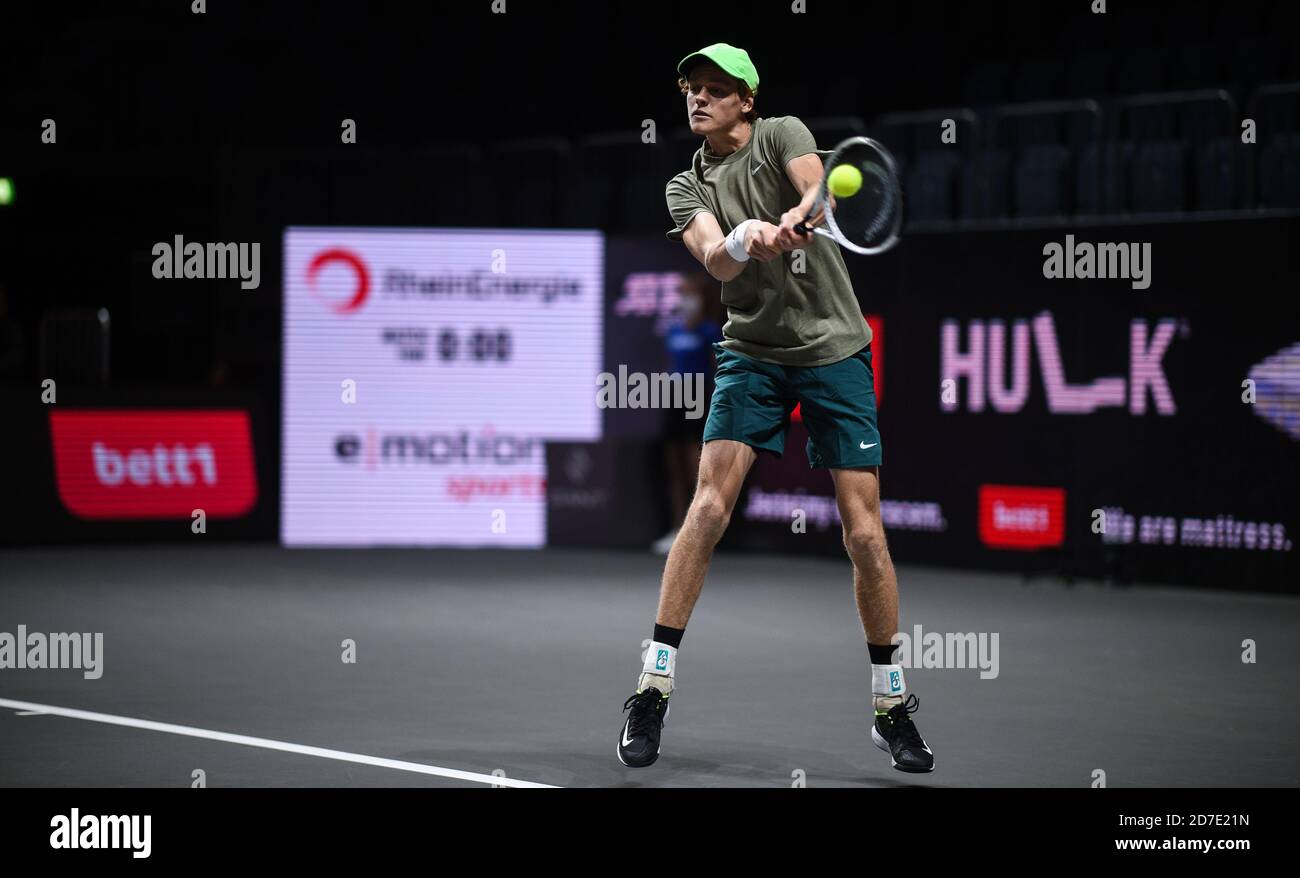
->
[3, 0, 1298, 388]
[1, 0, 1296, 589]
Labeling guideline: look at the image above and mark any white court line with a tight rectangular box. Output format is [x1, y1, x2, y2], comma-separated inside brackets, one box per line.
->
[0, 697, 558, 789]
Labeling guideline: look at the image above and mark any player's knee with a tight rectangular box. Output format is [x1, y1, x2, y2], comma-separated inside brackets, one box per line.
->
[843, 521, 886, 565]
[689, 488, 732, 540]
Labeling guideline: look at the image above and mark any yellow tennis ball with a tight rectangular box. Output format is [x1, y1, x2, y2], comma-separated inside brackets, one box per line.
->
[827, 164, 863, 197]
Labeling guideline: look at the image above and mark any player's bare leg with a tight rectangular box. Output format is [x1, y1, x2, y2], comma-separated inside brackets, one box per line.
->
[831, 466, 899, 646]
[617, 439, 755, 767]
[832, 466, 935, 772]
[655, 438, 756, 630]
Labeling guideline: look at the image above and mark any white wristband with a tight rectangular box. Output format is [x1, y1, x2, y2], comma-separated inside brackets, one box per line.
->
[724, 219, 757, 263]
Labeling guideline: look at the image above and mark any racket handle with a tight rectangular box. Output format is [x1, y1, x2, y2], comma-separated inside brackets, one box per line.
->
[793, 217, 810, 235]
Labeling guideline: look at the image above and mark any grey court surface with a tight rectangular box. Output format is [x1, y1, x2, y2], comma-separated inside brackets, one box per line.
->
[0, 544, 1297, 788]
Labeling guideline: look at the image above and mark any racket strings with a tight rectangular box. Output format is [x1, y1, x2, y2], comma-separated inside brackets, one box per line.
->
[824, 143, 902, 253]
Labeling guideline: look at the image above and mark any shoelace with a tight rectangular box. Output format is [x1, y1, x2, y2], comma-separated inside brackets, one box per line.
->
[622, 688, 664, 738]
[886, 693, 925, 749]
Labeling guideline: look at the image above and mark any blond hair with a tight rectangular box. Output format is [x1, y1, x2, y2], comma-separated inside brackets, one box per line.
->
[677, 76, 757, 123]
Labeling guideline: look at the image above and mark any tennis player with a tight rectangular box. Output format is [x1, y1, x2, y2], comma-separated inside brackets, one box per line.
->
[617, 43, 934, 773]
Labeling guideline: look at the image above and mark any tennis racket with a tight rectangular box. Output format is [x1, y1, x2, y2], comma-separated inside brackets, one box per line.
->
[793, 136, 903, 255]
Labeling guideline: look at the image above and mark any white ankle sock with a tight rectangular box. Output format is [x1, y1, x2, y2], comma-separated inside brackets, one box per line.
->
[639, 641, 677, 695]
[872, 662, 906, 712]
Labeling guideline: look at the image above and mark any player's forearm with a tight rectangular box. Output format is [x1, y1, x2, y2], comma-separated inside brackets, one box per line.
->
[703, 239, 748, 282]
[795, 182, 821, 217]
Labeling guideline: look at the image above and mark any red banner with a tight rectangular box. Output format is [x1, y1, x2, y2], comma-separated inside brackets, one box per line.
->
[50, 410, 258, 520]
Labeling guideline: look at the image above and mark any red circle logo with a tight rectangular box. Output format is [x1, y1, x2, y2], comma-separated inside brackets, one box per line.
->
[307, 248, 370, 314]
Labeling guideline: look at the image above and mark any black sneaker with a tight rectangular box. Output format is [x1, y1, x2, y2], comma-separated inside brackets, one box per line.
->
[617, 687, 669, 767]
[871, 693, 935, 773]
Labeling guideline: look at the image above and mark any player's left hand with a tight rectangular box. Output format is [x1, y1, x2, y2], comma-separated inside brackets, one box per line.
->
[776, 208, 815, 250]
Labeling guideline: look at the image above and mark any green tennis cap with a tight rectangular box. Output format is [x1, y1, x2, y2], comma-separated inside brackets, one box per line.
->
[677, 43, 759, 95]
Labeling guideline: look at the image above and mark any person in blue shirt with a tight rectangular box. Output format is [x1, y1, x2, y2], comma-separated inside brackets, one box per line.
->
[653, 273, 724, 555]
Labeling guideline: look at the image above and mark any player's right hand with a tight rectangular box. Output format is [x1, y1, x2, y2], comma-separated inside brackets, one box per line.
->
[745, 221, 784, 262]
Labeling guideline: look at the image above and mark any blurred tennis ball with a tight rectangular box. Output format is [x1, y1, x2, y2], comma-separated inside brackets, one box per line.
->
[827, 164, 863, 197]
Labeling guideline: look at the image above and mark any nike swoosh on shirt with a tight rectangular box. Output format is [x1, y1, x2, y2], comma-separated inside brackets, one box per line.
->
[750, 160, 765, 176]
[860, 442, 878, 450]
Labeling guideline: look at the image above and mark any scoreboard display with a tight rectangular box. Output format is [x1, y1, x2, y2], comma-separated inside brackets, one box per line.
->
[281, 227, 603, 547]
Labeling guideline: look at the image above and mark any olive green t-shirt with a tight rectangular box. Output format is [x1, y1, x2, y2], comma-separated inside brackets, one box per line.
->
[665, 115, 871, 366]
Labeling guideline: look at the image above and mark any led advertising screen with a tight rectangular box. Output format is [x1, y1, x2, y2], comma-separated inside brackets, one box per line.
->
[282, 227, 603, 546]
[729, 217, 1299, 590]
[597, 220, 1297, 591]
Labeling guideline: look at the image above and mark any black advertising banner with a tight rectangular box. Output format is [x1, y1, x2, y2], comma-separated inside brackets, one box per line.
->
[608, 219, 1298, 591]
[0, 387, 276, 545]
[601, 236, 707, 439]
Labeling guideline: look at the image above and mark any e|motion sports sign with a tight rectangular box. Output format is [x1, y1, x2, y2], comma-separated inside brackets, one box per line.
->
[281, 227, 603, 547]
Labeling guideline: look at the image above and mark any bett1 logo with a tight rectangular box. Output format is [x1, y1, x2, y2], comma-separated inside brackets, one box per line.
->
[49, 410, 258, 520]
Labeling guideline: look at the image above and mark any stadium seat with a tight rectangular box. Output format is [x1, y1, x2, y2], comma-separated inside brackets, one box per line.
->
[905, 150, 962, 222]
[39, 309, 110, 385]
[1015, 144, 1071, 217]
[1250, 88, 1300, 142]
[1123, 103, 1178, 142]
[620, 143, 671, 233]
[1008, 113, 1061, 148]
[565, 139, 621, 231]
[670, 128, 704, 176]
[1130, 140, 1188, 212]
[1259, 133, 1300, 208]
[1180, 100, 1232, 145]
[490, 140, 572, 228]
[1066, 109, 1103, 154]
[566, 136, 671, 233]
[869, 122, 918, 168]
[1193, 137, 1236, 210]
[1077, 141, 1132, 215]
[960, 150, 1012, 219]
[1075, 145, 1100, 215]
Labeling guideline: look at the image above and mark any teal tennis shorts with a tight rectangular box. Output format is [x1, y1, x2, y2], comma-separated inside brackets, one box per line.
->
[702, 342, 882, 469]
